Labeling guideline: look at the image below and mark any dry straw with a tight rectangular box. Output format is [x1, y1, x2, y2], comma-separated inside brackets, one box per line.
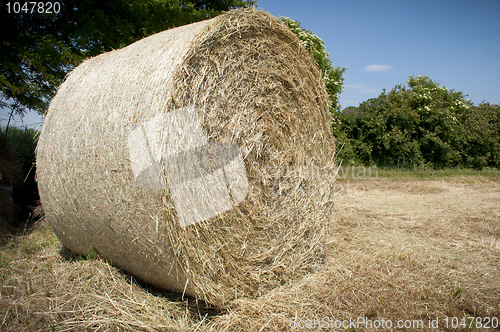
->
[36, 8, 336, 307]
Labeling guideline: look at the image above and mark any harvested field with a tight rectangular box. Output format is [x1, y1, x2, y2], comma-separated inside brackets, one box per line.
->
[0, 174, 499, 331]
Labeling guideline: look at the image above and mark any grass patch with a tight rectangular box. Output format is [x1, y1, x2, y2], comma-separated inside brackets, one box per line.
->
[337, 165, 500, 181]
[376, 167, 500, 179]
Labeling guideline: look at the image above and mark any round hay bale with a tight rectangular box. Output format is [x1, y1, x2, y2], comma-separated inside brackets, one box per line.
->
[36, 8, 336, 306]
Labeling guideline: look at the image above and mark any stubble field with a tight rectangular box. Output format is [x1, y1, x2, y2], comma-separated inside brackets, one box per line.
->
[1, 171, 499, 331]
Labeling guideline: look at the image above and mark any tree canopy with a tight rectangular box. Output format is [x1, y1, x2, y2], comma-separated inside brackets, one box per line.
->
[0, 0, 254, 116]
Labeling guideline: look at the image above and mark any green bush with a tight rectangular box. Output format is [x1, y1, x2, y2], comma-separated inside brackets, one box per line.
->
[1, 127, 38, 166]
[0, 126, 39, 225]
[333, 76, 500, 169]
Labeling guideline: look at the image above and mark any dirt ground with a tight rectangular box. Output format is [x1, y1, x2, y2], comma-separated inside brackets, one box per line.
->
[0, 176, 499, 331]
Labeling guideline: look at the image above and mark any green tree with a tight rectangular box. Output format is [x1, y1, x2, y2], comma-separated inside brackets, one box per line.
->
[0, 0, 254, 118]
[335, 75, 498, 169]
[281, 17, 346, 112]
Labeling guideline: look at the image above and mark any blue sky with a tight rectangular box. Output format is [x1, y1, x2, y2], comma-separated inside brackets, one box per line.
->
[257, 0, 500, 108]
[2, 0, 499, 129]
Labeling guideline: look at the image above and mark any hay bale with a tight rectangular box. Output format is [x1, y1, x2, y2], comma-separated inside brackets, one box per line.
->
[36, 8, 336, 306]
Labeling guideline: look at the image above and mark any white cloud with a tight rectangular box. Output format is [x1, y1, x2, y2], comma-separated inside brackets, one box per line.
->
[344, 84, 380, 95]
[363, 64, 393, 72]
